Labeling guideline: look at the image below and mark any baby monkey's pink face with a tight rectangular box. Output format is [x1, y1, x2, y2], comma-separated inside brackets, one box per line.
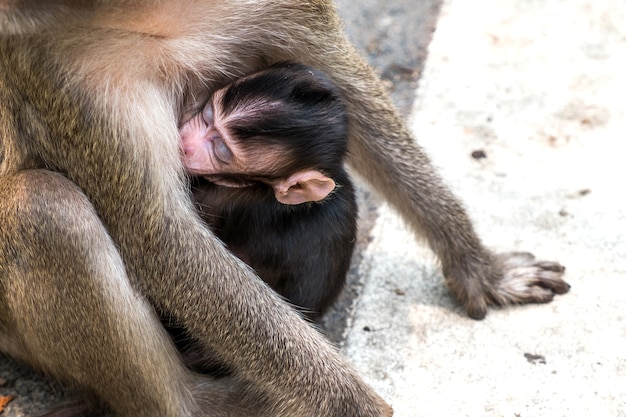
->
[179, 89, 289, 189]
[179, 91, 240, 177]
[179, 87, 336, 205]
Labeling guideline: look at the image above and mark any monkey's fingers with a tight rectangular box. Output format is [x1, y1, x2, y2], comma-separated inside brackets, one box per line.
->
[491, 252, 570, 305]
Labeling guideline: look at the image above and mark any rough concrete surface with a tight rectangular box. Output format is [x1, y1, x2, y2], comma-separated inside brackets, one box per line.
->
[344, 0, 626, 416]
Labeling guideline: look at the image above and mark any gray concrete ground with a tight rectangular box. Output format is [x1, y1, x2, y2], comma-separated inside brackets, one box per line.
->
[343, 0, 626, 416]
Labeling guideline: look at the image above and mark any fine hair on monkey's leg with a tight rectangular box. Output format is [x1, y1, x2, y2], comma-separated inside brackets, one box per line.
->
[0, 171, 248, 417]
[329, 47, 494, 317]
[287, 29, 567, 319]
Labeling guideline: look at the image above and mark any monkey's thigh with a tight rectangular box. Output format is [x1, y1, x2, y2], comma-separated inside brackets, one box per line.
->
[0, 170, 192, 416]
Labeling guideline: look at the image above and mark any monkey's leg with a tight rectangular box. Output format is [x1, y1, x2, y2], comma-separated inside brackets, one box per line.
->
[0, 170, 246, 417]
[345, 56, 568, 318]
[294, 28, 568, 319]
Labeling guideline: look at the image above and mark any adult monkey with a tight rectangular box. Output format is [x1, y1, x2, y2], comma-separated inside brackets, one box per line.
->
[0, 1, 568, 417]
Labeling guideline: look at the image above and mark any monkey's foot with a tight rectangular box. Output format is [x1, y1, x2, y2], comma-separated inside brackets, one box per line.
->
[492, 251, 569, 303]
[475, 251, 570, 320]
[446, 251, 569, 320]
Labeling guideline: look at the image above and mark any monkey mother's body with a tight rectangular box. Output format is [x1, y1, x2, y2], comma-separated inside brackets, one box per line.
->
[0, 2, 568, 417]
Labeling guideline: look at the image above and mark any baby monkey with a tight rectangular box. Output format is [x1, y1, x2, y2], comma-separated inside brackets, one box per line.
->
[181, 62, 357, 320]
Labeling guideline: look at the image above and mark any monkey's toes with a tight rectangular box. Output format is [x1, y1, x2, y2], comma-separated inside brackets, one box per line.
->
[533, 261, 570, 294]
[494, 252, 569, 305]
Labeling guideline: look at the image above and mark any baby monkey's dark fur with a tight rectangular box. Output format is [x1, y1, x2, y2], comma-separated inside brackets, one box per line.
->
[193, 63, 356, 321]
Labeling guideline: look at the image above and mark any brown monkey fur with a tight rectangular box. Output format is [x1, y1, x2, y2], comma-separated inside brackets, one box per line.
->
[0, 1, 568, 416]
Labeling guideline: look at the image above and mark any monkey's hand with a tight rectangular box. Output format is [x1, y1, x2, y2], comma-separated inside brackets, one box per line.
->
[444, 251, 569, 320]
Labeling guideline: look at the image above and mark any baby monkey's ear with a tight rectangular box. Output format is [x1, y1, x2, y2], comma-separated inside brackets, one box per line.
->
[272, 170, 336, 205]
